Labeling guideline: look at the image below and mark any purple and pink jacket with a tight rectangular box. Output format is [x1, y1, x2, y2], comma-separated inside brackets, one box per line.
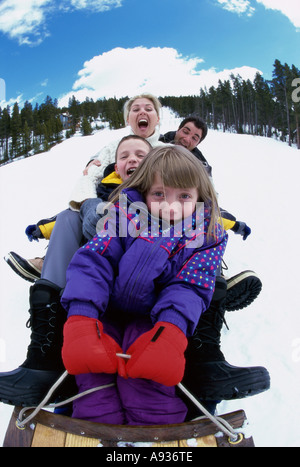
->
[61, 188, 228, 338]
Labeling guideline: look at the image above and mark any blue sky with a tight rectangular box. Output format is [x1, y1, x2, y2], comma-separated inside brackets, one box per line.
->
[0, 0, 299, 108]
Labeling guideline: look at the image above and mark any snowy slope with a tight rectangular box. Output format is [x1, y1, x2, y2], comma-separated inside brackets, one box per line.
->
[0, 109, 299, 447]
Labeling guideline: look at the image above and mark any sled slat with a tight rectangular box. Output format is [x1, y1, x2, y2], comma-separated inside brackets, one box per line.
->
[64, 433, 101, 447]
[151, 440, 179, 447]
[179, 434, 217, 447]
[31, 423, 66, 447]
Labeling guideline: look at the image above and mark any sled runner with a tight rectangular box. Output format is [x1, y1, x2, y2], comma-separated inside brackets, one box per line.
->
[3, 371, 254, 447]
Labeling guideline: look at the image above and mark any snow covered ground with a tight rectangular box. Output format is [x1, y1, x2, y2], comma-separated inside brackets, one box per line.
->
[0, 108, 299, 447]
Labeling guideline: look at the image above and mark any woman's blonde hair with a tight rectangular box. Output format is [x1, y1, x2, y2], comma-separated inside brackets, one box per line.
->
[123, 93, 162, 123]
[110, 145, 222, 241]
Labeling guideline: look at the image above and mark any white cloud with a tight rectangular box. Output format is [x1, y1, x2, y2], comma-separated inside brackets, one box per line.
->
[0, 93, 24, 109]
[69, 0, 122, 12]
[0, 0, 52, 45]
[216, 0, 300, 29]
[0, 0, 123, 45]
[57, 47, 262, 106]
[256, 0, 300, 29]
[216, 0, 255, 17]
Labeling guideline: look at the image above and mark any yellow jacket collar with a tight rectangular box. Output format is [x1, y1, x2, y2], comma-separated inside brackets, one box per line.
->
[102, 171, 123, 185]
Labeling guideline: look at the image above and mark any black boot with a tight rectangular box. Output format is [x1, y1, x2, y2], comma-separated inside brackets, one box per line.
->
[0, 280, 74, 406]
[182, 276, 270, 401]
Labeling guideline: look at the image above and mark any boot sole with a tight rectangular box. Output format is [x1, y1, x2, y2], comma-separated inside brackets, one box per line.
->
[4, 252, 41, 283]
[226, 270, 262, 311]
[0, 368, 73, 407]
[183, 363, 270, 401]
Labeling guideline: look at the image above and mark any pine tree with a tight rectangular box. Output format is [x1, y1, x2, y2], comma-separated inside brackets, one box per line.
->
[42, 122, 49, 151]
[10, 103, 22, 158]
[208, 86, 218, 130]
[22, 121, 32, 156]
[32, 136, 41, 154]
[81, 116, 93, 136]
[21, 101, 34, 131]
[0, 106, 10, 161]
[68, 95, 81, 132]
[271, 60, 291, 145]
[253, 73, 274, 137]
[54, 116, 63, 142]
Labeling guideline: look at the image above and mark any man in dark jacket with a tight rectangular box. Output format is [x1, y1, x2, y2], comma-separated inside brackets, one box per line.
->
[159, 116, 212, 177]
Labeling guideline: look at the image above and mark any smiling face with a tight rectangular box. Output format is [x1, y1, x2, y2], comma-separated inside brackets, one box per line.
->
[115, 138, 151, 181]
[126, 98, 160, 138]
[145, 173, 198, 223]
[174, 122, 203, 151]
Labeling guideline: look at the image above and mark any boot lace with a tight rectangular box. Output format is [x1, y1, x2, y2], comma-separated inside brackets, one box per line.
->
[26, 301, 59, 354]
[192, 306, 229, 349]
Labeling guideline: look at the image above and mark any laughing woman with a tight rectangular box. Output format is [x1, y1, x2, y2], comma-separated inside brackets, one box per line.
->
[82, 93, 164, 181]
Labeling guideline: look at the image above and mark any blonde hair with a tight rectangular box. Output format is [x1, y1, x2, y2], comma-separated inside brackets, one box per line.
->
[123, 93, 162, 123]
[110, 145, 222, 242]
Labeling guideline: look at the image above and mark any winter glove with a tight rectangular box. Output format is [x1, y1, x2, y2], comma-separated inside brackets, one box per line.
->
[231, 221, 251, 240]
[125, 322, 188, 386]
[62, 316, 124, 375]
[25, 224, 43, 242]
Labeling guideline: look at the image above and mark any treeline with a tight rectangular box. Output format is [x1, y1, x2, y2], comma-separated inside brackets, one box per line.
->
[1, 59, 299, 164]
[0, 97, 63, 162]
[161, 60, 300, 148]
[0, 95, 128, 163]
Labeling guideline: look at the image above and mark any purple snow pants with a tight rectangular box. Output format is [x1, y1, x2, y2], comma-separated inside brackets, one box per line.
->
[72, 317, 187, 425]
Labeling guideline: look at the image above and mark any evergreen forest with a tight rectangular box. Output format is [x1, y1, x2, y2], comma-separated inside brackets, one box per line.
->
[1, 59, 299, 165]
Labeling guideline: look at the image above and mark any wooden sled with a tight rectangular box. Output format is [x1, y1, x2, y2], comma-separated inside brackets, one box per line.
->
[3, 406, 254, 448]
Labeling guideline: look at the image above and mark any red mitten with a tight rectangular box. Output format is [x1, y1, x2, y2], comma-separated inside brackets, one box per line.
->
[125, 322, 188, 386]
[62, 316, 124, 375]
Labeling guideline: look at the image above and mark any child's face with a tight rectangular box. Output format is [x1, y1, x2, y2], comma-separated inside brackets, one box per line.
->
[115, 139, 150, 181]
[145, 173, 198, 223]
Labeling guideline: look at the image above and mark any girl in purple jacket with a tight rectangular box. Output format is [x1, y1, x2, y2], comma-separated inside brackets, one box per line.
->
[61, 145, 228, 425]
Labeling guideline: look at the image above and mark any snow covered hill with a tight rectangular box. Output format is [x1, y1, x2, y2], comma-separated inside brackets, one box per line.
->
[0, 108, 299, 447]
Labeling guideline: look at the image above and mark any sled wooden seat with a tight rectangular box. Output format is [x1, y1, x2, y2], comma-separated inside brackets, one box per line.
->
[3, 406, 254, 447]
